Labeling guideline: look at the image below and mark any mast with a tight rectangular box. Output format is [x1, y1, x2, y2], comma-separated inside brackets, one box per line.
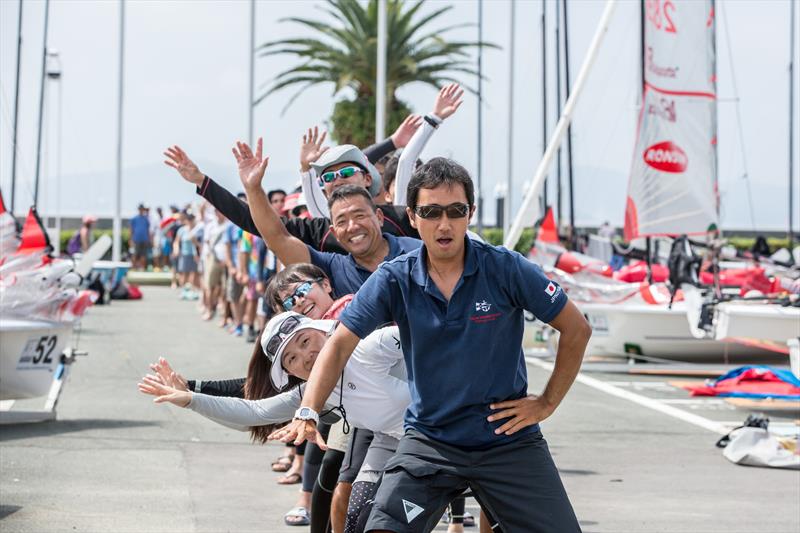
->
[563, 0, 575, 249]
[477, 0, 484, 234]
[541, 0, 548, 213]
[505, 0, 617, 249]
[555, 0, 563, 226]
[33, 0, 51, 208]
[10, 0, 23, 215]
[789, 0, 796, 249]
[640, 0, 652, 282]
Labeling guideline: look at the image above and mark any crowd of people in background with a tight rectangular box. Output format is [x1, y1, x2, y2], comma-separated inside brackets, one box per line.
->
[124, 189, 312, 344]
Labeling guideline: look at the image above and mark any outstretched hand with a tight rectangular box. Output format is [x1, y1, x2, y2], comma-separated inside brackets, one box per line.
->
[138, 374, 192, 407]
[268, 418, 327, 449]
[390, 114, 423, 148]
[433, 83, 464, 120]
[486, 394, 555, 436]
[164, 145, 205, 186]
[148, 357, 188, 392]
[300, 126, 329, 171]
[232, 138, 270, 192]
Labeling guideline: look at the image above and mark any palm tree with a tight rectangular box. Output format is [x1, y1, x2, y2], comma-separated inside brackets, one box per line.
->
[257, 0, 493, 146]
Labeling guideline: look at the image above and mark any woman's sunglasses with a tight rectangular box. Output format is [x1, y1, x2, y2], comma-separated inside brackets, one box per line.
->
[282, 279, 322, 311]
[319, 166, 363, 184]
[413, 203, 470, 220]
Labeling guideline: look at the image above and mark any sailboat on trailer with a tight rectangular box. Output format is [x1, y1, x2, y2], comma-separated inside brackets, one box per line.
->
[525, 0, 798, 361]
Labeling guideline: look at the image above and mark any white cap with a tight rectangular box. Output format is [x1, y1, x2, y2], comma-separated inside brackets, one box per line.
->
[260, 311, 335, 389]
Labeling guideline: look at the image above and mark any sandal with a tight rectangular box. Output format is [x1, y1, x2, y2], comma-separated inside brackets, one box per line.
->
[271, 455, 294, 472]
[277, 472, 302, 485]
[284, 506, 310, 526]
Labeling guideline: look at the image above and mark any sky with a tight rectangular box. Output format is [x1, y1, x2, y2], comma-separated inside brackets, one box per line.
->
[0, 0, 798, 232]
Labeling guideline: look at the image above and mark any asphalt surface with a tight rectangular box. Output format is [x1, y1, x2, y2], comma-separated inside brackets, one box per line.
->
[1, 286, 798, 533]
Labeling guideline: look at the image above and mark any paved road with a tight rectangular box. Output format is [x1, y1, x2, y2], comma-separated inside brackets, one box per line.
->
[1, 286, 798, 532]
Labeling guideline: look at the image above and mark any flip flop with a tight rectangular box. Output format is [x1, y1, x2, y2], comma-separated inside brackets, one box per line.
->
[277, 472, 302, 485]
[284, 506, 309, 526]
[271, 455, 294, 472]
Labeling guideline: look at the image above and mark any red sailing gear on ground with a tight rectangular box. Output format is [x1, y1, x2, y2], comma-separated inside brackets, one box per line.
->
[683, 366, 800, 400]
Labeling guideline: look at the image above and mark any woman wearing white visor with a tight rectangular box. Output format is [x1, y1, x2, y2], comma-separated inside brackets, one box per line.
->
[139, 311, 408, 533]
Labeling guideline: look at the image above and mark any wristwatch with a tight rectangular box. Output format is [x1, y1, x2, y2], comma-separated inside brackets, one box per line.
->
[293, 407, 319, 425]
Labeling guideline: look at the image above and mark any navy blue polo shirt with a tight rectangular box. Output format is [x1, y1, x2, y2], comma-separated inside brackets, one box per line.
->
[340, 236, 568, 449]
[307, 233, 421, 297]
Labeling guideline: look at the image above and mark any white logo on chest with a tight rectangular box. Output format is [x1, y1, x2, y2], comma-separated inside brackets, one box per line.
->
[475, 300, 491, 312]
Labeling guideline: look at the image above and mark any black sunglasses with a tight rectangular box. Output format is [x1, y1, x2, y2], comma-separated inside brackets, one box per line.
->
[265, 315, 302, 360]
[413, 203, 470, 220]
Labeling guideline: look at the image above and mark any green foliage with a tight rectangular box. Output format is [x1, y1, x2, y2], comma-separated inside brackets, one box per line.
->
[257, 0, 495, 144]
[477, 228, 535, 254]
[726, 237, 791, 253]
[330, 96, 411, 147]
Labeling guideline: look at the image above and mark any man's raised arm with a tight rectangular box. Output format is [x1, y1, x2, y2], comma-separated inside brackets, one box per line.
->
[163, 145, 259, 235]
[231, 139, 311, 266]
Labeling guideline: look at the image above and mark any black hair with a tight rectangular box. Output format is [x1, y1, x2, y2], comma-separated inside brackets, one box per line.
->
[383, 155, 423, 201]
[267, 189, 287, 202]
[264, 263, 331, 314]
[326, 184, 377, 213]
[245, 329, 305, 444]
[406, 157, 474, 210]
[376, 152, 396, 169]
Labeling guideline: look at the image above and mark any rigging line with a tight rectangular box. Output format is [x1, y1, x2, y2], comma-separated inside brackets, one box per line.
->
[720, 1, 757, 231]
[0, 80, 34, 201]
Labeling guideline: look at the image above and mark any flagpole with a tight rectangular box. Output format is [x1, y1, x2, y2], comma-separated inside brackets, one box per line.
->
[248, 0, 255, 146]
[504, 0, 515, 241]
[112, 0, 125, 262]
[476, 0, 484, 235]
[375, 0, 387, 142]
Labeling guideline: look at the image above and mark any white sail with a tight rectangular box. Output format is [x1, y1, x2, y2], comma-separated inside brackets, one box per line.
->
[624, 0, 719, 240]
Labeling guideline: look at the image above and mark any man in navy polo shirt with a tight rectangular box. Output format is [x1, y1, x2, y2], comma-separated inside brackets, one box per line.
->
[278, 158, 592, 532]
[232, 139, 420, 297]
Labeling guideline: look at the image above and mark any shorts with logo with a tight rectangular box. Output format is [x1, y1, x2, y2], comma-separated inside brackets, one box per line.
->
[365, 428, 580, 533]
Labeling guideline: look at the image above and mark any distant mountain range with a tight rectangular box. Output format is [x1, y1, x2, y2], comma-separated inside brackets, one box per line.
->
[32, 161, 791, 232]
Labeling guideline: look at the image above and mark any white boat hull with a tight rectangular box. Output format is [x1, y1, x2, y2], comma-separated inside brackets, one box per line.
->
[526, 301, 786, 361]
[0, 319, 74, 400]
[713, 302, 800, 344]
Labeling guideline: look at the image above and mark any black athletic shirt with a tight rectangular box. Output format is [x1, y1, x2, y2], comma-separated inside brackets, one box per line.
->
[195, 137, 418, 256]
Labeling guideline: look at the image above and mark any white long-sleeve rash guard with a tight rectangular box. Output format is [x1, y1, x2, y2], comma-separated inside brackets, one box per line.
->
[188, 326, 409, 439]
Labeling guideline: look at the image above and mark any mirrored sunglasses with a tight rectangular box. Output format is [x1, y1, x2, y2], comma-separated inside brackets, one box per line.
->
[319, 166, 362, 184]
[414, 203, 470, 220]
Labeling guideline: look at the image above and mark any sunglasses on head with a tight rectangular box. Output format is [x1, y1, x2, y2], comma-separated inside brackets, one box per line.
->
[413, 203, 470, 220]
[319, 166, 363, 184]
[265, 315, 302, 360]
[282, 279, 322, 312]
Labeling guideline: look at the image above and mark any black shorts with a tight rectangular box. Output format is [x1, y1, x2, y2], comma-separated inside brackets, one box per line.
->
[366, 429, 580, 533]
[338, 427, 374, 484]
